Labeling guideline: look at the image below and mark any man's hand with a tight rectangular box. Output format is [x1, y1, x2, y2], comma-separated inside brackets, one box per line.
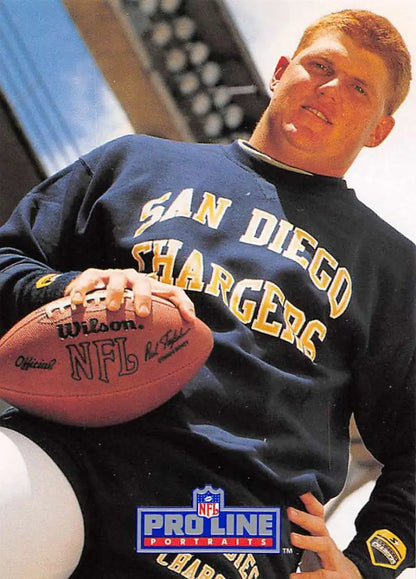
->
[64, 268, 196, 321]
[288, 493, 363, 578]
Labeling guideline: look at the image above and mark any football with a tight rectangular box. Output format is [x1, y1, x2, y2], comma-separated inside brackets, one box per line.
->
[0, 290, 213, 427]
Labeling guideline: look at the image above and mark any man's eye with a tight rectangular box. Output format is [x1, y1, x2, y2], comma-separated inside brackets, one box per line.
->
[311, 62, 331, 75]
[354, 84, 367, 96]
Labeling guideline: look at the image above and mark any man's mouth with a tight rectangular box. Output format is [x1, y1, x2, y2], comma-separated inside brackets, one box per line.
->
[301, 106, 332, 124]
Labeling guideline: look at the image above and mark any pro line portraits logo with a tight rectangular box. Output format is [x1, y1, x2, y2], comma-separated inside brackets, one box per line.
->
[136, 485, 281, 553]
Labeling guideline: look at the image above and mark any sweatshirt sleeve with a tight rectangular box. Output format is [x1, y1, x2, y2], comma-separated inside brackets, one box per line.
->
[0, 160, 94, 335]
[343, 244, 415, 578]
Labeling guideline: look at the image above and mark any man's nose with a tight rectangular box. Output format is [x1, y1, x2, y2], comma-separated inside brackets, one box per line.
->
[317, 77, 340, 98]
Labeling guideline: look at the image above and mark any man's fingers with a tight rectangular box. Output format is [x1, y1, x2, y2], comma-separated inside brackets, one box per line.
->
[105, 270, 137, 311]
[291, 533, 338, 570]
[287, 506, 327, 536]
[288, 493, 334, 571]
[299, 493, 325, 518]
[291, 532, 332, 554]
[129, 275, 154, 317]
[64, 268, 110, 297]
[289, 494, 365, 578]
[64, 268, 196, 320]
[149, 281, 196, 322]
[64, 269, 107, 304]
[287, 493, 327, 538]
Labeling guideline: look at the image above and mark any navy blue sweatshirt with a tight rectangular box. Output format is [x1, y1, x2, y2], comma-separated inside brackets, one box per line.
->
[0, 135, 414, 577]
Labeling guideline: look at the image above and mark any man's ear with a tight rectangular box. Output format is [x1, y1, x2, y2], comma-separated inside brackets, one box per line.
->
[269, 56, 291, 91]
[365, 115, 395, 148]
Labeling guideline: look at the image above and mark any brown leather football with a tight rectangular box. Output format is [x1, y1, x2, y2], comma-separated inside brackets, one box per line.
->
[0, 290, 213, 427]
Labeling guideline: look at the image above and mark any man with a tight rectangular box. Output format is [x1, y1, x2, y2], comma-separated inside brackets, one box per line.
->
[0, 9, 414, 578]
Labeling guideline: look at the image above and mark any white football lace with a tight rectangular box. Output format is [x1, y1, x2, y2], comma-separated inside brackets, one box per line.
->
[44, 289, 134, 319]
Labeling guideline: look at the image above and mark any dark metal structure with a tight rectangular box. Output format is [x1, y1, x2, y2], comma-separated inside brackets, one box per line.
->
[63, 0, 269, 142]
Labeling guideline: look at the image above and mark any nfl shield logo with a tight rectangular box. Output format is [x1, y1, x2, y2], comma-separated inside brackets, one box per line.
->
[194, 485, 223, 519]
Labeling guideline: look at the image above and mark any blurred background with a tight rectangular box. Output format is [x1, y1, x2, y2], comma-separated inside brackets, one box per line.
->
[0, 1, 414, 575]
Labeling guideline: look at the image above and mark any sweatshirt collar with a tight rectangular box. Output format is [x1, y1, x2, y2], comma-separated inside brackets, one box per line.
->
[237, 140, 314, 177]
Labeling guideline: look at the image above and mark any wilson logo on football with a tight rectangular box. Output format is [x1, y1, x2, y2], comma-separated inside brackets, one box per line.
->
[56, 317, 144, 339]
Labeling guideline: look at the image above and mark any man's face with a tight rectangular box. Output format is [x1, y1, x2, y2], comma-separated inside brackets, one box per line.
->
[263, 31, 394, 176]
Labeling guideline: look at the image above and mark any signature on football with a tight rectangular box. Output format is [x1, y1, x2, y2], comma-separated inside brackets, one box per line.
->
[145, 327, 191, 362]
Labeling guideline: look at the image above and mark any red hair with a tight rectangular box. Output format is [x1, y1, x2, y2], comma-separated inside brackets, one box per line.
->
[294, 9, 412, 114]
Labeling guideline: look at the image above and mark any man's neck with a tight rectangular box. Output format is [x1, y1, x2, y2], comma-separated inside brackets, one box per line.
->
[248, 122, 347, 178]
